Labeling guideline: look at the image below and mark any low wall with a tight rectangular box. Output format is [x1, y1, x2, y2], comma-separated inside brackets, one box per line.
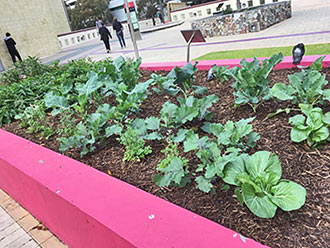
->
[57, 25, 130, 49]
[140, 55, 330, 71]
[0, 129, 266, 248]
[192, 1, 291, 38]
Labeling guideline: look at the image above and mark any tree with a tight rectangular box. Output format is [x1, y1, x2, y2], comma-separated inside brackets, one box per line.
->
[137, 0, 158, 19]
[67, 0, 113, 30]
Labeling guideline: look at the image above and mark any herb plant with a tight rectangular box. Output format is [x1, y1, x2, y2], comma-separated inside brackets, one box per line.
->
[118, 125, 152, 162]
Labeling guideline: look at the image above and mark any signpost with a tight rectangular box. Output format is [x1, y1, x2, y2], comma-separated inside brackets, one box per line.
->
[123, 0, 140, 59]
[180, 29, 206, 62]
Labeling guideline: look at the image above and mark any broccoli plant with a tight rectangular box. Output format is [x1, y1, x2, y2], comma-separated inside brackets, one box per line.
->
[223, 151, 306, 218]
[201, 117, 259, 152]
[289, 104, 330, 148]
[271, 56, 328, 105]
[228, 53, 283, 112]
[152, 62, 208, 98]
[59, 104, 121, 156]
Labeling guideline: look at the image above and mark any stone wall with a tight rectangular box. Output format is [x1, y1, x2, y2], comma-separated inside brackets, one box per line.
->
[191, 1, 291, 38]
[0, 0, 71, 70]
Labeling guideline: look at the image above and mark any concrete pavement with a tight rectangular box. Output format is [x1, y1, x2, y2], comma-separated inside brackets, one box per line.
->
[41, 0, 330, 65]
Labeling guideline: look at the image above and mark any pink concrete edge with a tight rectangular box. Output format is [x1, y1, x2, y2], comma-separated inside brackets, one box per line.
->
[0, 129, 268, 248]
[139, 55, 330, 71]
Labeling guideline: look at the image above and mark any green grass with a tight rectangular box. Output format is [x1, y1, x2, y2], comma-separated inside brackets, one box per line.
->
[194, 43, 330, 60]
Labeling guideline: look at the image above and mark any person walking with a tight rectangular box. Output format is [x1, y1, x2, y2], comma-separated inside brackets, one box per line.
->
[99, 23, 112, 53]
[4, 32, 22, 63]
[96, 17, 103, 33]
[112, 17, 126, 49]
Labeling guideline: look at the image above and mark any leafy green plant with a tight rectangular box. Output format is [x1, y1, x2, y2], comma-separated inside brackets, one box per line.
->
[0, 56, 56, 85]
[183, 130, 240, 193]
[118, 125, 152, 162]
[202, 117, 259, 152]
[59, 104, 121, 156]
[213, 65, 231, 83]
[14, 102, 55, 139]
[289, 104, 330, 148]
[271, 56, 328, 105]
[152, 62, 207, 98]
[228, 53, 283, 111]
[0, 73, 57, 125]
[223, 151, 306, 218]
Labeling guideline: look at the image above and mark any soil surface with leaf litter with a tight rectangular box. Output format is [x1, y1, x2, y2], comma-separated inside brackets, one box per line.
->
[3, 67, 330, 248]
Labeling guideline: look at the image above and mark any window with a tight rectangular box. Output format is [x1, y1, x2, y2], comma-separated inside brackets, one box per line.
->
[59, 41, 62, 47]
[87, 34, 91, 39]
[173, 15, 178, 21]
[273, 0, 278, 2]
[248, 0, 253, 7]
[206, 8, 211, 15]
[181, 13, 185, 19]
[197, 10, 202, 16]
[92, 33, 96, 38]
[260, 0, 265, 4]
[64, 39, 69, 46]
[71, 37, 75, 44]
[189, 12, 194, 18]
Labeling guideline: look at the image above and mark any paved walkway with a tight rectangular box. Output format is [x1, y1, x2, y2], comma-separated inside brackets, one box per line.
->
[41, 0, 330, 65]
[0, 189, 67, 248]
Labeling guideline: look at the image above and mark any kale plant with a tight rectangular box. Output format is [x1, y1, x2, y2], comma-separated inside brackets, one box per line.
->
[228, 53, 283, 112]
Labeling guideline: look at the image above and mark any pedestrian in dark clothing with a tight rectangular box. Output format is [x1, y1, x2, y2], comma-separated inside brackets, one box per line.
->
[112, 17, 126, 49]
[4, 33, 22, 63]
[99, 24, 112, 53]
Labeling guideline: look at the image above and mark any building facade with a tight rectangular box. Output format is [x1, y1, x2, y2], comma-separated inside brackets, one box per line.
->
[170, 0, 287, 22]
[109, 0, 137, 22]
[0, 0, 71, 70]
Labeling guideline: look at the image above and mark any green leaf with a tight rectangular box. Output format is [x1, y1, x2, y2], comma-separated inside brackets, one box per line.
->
[192, 85, 208, 94]
[322, 89, 330, 102]
[44, 92, 69, 111]
[154, 157, 185, 187]
[246, 151, 282, 183]
[312, 126, 329, 142]
[310, 56, 325, 71]
[114, 56, 126, 70]
[289, 114, 306, 127]
[290, 127, 311, 142]
[242, 183, 277, 218]
[234, 187, 244, 206]
[145, 117, 160, 130]
[271, 83, 295, 101]
[195, 176, 213, 193]
[173, 129, 189, 143]
[105, 125, 122, 137]
[323, 112, 330, 125]
[223, 154, 249, 186]
[144, 132, 163, 140]
[270, 180, 306, 211]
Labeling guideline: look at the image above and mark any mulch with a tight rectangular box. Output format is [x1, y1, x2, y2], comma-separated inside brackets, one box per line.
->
[3, 67, 330, 248]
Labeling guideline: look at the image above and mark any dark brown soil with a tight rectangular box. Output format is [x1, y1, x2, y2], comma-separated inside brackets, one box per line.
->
[3, 68, 330, 248]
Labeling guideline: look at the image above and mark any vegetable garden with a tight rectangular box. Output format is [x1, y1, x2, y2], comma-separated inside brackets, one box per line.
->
[0, 56, 329, 247]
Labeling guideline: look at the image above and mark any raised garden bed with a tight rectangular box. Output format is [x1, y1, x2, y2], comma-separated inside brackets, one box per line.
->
[1, 56, 330, 247]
